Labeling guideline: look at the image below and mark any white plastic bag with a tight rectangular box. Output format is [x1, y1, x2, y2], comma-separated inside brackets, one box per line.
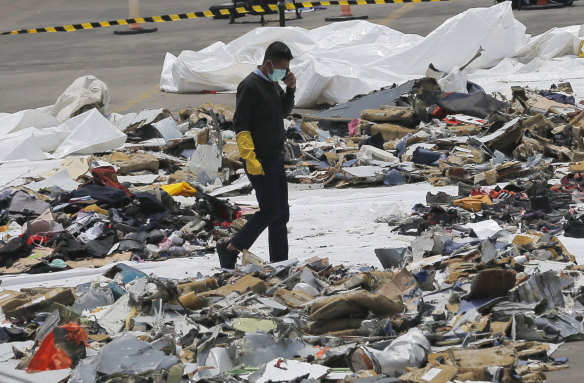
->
[189, 144, 222, 185]
[41, 75, 110, 122]
[438, 66, 468, 93]
[349, 327, 431, 376]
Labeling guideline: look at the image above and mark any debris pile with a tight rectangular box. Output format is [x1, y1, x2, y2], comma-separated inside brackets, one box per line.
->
[293, 77, 584, 193]
[4, 72, 584, 275]
[2, 33, 584, 383]
[0, 243, 580, 382]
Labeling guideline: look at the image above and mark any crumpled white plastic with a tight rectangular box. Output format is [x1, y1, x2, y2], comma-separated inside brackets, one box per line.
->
[52, 109, 127, 158]
[0, 131, 49, 161]
[78, 222, 106, 244]
[0, 108, 127, 162]
[160, 3, 532, 107]
[161, 3, 584, 107]
[188, 144, 222, 185]
[39, 75, 110, 122]
[438, 66, 468, 93]
[0, 75, 123, 162]
[0, 109, 60, 137]
[349, 327, 431, 377]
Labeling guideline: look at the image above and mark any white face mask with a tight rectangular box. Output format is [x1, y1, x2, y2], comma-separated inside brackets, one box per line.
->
[268, 62, 287, 82]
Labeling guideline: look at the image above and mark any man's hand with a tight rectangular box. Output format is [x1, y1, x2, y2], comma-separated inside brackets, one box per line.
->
[245, 158, 264, 176]
[283, 71, 296, 89]
[236, 131, 265, 176]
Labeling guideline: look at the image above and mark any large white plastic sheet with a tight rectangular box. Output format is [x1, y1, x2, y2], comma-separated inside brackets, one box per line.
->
[0, 110, 64, 160]
[0, 108, 127, 162]
[0, 132, 49, 162]
[0, 74, 122, 163]
[468, 25, 584, 95]
[0, 109, 60, 137]
[52, 109, 127, 158]
[160, 3, 584, 107]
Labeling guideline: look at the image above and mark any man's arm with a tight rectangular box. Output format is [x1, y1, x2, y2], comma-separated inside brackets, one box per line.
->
[233, 81, 255, 134]
[233, 80, 264, 176]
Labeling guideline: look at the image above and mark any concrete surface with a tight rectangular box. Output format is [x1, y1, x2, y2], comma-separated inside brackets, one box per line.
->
[547, 341, 584, 383]
[2, 2, 584, 381]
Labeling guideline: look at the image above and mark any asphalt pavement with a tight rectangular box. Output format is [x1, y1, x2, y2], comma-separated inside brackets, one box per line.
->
[1, 1, 584, 380]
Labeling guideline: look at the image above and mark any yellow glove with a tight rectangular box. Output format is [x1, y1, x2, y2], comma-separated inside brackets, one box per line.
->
[236, 131, 264, 176]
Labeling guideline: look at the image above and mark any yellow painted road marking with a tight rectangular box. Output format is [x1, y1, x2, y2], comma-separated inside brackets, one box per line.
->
[114, 84, 161, 114]
[2, 0, 454, 36]
[375, 2, 418, 26]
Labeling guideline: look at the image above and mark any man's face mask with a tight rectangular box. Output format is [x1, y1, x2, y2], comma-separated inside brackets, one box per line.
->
[268, 61, 287, 82]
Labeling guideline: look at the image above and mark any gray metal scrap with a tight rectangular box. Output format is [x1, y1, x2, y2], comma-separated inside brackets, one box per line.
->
[508, 270, 564, 312]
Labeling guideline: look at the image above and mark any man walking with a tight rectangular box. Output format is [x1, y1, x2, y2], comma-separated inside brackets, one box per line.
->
[217, 41, 296, 268]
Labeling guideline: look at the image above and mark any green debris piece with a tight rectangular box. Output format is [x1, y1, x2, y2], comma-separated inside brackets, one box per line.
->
[232, 317, 277, 333]
[227, 366, 258, 375]
[166, 364, 185, 383]
[50, 302, 80, 324]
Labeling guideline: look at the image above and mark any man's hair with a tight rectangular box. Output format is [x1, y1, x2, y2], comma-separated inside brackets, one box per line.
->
[263, 41, 293, 62]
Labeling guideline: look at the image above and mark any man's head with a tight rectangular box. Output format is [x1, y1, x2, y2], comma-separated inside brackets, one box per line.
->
[262, 41, 293, 80]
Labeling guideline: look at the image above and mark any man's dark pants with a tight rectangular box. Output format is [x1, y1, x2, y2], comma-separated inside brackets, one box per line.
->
[230, 154, 289, 262]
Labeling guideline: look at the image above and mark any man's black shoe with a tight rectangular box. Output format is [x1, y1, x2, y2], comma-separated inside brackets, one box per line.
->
[217, 240, 238, 269]
[564, 215, 584, 238]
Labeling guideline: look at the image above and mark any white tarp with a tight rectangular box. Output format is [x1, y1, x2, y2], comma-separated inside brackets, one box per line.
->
[0, 108, 127, 162]
[0, 132, 49, 162]
[0, 109, 60, 137]
[160, 3, 584, 107]
[0, 159, 80, 188]
[25, 169, 81, 192]
[0, 75, 123, 163]
[52, 109, 127, 158]
[39, 75, 111, 122]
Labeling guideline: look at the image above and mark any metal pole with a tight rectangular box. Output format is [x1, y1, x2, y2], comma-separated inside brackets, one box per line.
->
[295, 0, 302, 19]
[129, 0, 140, 19]
[278, 0, 285, 27]
[114, 0, 157, 35]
